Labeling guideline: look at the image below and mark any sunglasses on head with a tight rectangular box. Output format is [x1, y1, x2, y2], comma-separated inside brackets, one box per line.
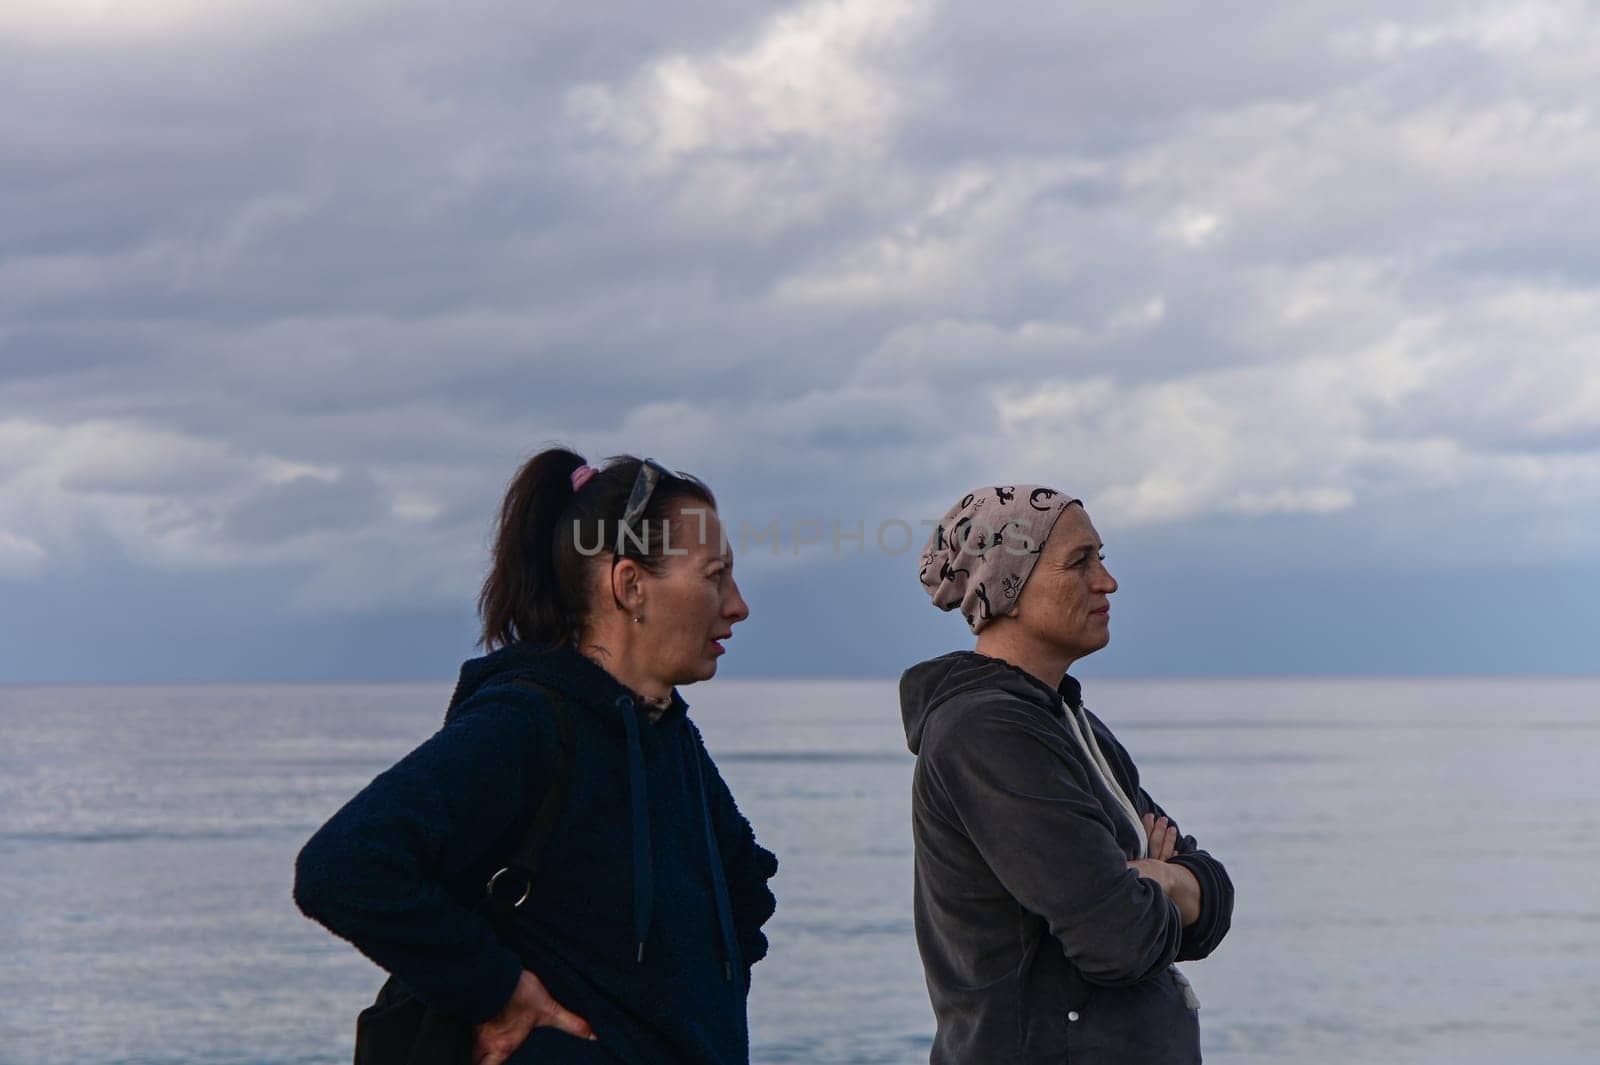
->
[616, 457, 671, 558]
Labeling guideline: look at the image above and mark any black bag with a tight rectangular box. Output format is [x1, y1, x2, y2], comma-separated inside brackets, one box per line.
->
[353, 680, 576, 1065]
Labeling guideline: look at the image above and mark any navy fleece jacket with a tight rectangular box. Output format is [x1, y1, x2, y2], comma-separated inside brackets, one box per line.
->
[901, 651, 1233, 1065]
[293, 642, 779, 1065]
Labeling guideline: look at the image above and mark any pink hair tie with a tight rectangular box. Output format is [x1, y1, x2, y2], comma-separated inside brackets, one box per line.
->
[570, 464, 599, 492]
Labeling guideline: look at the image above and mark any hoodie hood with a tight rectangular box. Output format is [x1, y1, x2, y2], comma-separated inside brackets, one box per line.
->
[444, 640, 690, 726]
[900, 650, 1082, 755]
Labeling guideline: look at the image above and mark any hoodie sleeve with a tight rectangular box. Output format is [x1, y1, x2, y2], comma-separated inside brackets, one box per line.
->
[926, 699, 1184, 988]
[292, 690, 558, 1025]
[1085, 711, 1235, 962]
[692, 739, 779, 974]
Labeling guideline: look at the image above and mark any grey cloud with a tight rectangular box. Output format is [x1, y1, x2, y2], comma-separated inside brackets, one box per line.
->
[218, 469, 386, 545]
[0, 325, 156, 382]
[901, 3, 1383, 157]
[4, 0, 1599, 622]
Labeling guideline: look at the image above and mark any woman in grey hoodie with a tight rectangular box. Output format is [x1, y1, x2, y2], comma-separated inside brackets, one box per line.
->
[900, 485, 1234, 1064]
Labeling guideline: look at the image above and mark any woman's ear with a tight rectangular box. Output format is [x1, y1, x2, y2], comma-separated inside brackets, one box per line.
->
[609, 558, 646, 612]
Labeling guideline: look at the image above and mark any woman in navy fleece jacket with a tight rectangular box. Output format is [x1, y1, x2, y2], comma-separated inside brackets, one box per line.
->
[294, 450, 778, 1065]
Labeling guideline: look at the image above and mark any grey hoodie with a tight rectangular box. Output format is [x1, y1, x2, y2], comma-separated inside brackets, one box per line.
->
[901, 651, 1233, 1064]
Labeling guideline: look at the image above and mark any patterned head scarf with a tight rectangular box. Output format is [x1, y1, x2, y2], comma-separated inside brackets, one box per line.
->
[918, 485, 1081, 633]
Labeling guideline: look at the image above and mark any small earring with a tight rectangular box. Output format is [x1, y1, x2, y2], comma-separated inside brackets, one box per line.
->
[632, 615, 643, 624]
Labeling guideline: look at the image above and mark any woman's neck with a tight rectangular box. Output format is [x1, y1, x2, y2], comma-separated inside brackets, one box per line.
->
[972, 629, 1075, 692]
[575, 636, 673, 707]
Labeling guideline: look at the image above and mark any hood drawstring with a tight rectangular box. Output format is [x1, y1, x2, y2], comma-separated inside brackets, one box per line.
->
[1062, 696, 1202, 1011]
[618, 694, 739, 983]
[1060, 698, 1145, 852]
[691, 742, 742, 984]
[617, 695, 654, 963]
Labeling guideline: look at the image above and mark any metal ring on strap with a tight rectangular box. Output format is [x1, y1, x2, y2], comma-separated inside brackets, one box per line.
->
[486, 867, 531, 909]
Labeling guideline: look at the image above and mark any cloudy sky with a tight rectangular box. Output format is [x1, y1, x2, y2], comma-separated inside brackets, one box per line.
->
[3, 0, 1597, 683]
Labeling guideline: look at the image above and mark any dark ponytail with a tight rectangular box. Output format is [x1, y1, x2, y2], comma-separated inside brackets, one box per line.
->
[477, 447, 718, 651]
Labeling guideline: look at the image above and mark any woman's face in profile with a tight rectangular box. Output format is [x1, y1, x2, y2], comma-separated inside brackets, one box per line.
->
[641, 502, 750, 686]
[1010, 505, 1118, 660]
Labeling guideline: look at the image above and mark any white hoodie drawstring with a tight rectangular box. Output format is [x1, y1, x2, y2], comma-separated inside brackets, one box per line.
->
[1060, 696, 1201, 1010]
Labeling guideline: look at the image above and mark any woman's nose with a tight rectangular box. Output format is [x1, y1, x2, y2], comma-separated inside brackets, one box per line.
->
[727, 577, 751, 622]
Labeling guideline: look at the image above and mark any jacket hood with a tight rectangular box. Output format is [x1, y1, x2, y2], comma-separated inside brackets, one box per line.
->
[444, 641, 690, 726]
[899, 650, 1082, 754]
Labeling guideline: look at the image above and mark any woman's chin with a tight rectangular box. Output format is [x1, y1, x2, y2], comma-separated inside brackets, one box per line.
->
[676, 658, 720, 684]
[1066, 631, 1111, 658]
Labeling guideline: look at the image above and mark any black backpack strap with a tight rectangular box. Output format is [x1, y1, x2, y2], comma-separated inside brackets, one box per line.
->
[482, 680, 574, 929]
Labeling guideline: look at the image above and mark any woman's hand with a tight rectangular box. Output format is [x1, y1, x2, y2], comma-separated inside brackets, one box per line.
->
[1130, 813, 1200, 926]
[1141, 812, 1178, 860]
[1126, 858, 1202, 927]
[471, 968, 597, 1065]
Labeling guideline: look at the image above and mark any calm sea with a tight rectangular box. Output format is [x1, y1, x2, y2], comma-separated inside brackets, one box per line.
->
[2, 676, 1596, 1065]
